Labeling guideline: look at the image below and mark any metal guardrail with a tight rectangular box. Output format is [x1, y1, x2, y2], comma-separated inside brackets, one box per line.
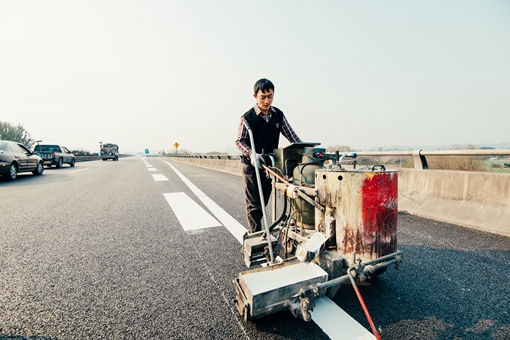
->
[75, 156, 101, 162]
[75, 155, 128, 162]
[169, 149, 510, 170]
[171, 154, 241, 160]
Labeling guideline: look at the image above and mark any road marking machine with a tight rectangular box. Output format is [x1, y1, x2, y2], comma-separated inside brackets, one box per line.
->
[233, 122, 403, 339]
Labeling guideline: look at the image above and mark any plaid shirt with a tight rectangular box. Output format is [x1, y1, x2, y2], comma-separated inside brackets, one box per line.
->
[235, 105, 302, 158]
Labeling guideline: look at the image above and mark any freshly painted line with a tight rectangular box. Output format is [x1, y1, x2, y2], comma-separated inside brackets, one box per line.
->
[67, 167, 91, 174]
[164, 192, 222, 230]
[199, 196, 246, 244]
[152, 174, 168, 181]
[161, 160, 246, 244]
[148, 168, 157, 171]
[311, 297, 375, 340]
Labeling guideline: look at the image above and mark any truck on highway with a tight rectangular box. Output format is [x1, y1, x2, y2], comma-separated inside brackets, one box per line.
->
[33, 144, 75, 168]
[100, 143, 119, 161]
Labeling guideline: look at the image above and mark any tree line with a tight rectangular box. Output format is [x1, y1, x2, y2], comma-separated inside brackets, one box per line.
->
[0, 121, 96, 156]
[0, 121, 33, 147]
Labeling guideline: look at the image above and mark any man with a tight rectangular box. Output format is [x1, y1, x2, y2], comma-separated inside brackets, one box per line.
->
[235, 78, 302, 233]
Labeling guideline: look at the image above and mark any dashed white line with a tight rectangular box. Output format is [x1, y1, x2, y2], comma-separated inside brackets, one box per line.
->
[67, 167, 91, 174]
[152, 174, 168, 181]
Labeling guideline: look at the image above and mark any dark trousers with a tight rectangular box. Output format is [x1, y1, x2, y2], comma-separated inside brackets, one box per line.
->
[242, 158, 272, 233]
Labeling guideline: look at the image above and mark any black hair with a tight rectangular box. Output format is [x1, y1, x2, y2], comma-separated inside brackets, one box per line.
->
[253, 78, 274, 95]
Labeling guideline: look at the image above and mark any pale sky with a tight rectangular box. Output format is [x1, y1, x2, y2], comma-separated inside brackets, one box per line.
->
[1, 0, 509, 154]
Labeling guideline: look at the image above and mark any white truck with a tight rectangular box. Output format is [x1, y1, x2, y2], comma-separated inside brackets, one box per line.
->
[100, 143, 119, 161]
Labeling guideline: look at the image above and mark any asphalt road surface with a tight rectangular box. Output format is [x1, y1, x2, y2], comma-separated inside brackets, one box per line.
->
[1, 156, 509, 340]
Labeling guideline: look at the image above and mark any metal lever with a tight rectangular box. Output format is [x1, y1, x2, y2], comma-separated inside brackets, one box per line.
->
[243, 120, 275, 264]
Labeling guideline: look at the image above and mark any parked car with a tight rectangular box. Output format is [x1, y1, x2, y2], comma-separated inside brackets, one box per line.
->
[0, 140, 44, 180]
[33, 144, 75, 168]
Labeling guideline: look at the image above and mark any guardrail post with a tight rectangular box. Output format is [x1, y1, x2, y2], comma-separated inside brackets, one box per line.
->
[413, 150, 428, 170]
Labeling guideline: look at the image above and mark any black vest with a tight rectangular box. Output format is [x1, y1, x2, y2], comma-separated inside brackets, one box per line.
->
[242, 107, 284, 154]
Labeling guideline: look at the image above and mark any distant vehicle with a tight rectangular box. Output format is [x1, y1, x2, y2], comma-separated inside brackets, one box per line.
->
[33, 144, 75, 168]
[0, 140, 44, 180]
[100, 143, 119, 161]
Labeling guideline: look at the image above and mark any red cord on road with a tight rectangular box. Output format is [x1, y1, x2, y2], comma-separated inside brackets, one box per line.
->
[348, 269, 381, 340]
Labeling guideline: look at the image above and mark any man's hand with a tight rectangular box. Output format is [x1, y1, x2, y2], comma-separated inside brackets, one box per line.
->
[250, 153, 265, 169]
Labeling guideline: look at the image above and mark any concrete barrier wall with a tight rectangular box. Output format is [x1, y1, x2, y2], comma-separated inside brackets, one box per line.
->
[398, 169, 510, 237]
[164, 157, 510, 237]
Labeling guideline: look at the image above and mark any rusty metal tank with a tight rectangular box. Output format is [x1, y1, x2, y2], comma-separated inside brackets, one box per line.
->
[314, 168, 398, 264]
[291, 147, 326, 229]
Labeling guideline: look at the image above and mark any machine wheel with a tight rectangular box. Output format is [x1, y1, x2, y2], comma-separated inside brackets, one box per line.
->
[70, 158, 75, 167]
[8, 163, 18, 180]
[56, 158, 63, 168]
[32, 162, 44, 175]
[114, 156, 119, 161]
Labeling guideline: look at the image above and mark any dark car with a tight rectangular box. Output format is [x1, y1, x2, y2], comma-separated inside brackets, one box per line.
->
[33, 144, 75, 168]
[0, 140, 44, 180]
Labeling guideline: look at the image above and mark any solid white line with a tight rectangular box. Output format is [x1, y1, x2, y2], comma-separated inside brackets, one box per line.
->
[152, 174, 168, 181]
[164, 192, 222, 230]
[161, 160, 247, 244]
[164, 162, 206, 197]
[199, 196, 246, 244]
[312, 297, 375, 340]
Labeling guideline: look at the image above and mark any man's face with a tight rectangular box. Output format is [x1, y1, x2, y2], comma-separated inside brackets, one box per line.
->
[253, 89, 274, 114]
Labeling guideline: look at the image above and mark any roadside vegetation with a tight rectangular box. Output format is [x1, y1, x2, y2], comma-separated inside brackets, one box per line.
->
[1, 121, 96, 157]
[483, 159, 510, 173]
[0, 121, 33, 147]
[71, 149, 97, 156]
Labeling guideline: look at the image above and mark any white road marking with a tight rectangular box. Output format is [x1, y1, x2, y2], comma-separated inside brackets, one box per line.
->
[161, 160, 246, 243]
[67, 167, 91, 174]
[312, 298, 375, 340]
[148, 168, 157, 171]
[198, 196, 246, 244]
[152, 174, 168, 181]
[164, 192, 222, 230]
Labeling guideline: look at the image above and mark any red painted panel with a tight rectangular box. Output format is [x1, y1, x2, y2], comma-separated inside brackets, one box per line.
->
[361, 173, 398, 255]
